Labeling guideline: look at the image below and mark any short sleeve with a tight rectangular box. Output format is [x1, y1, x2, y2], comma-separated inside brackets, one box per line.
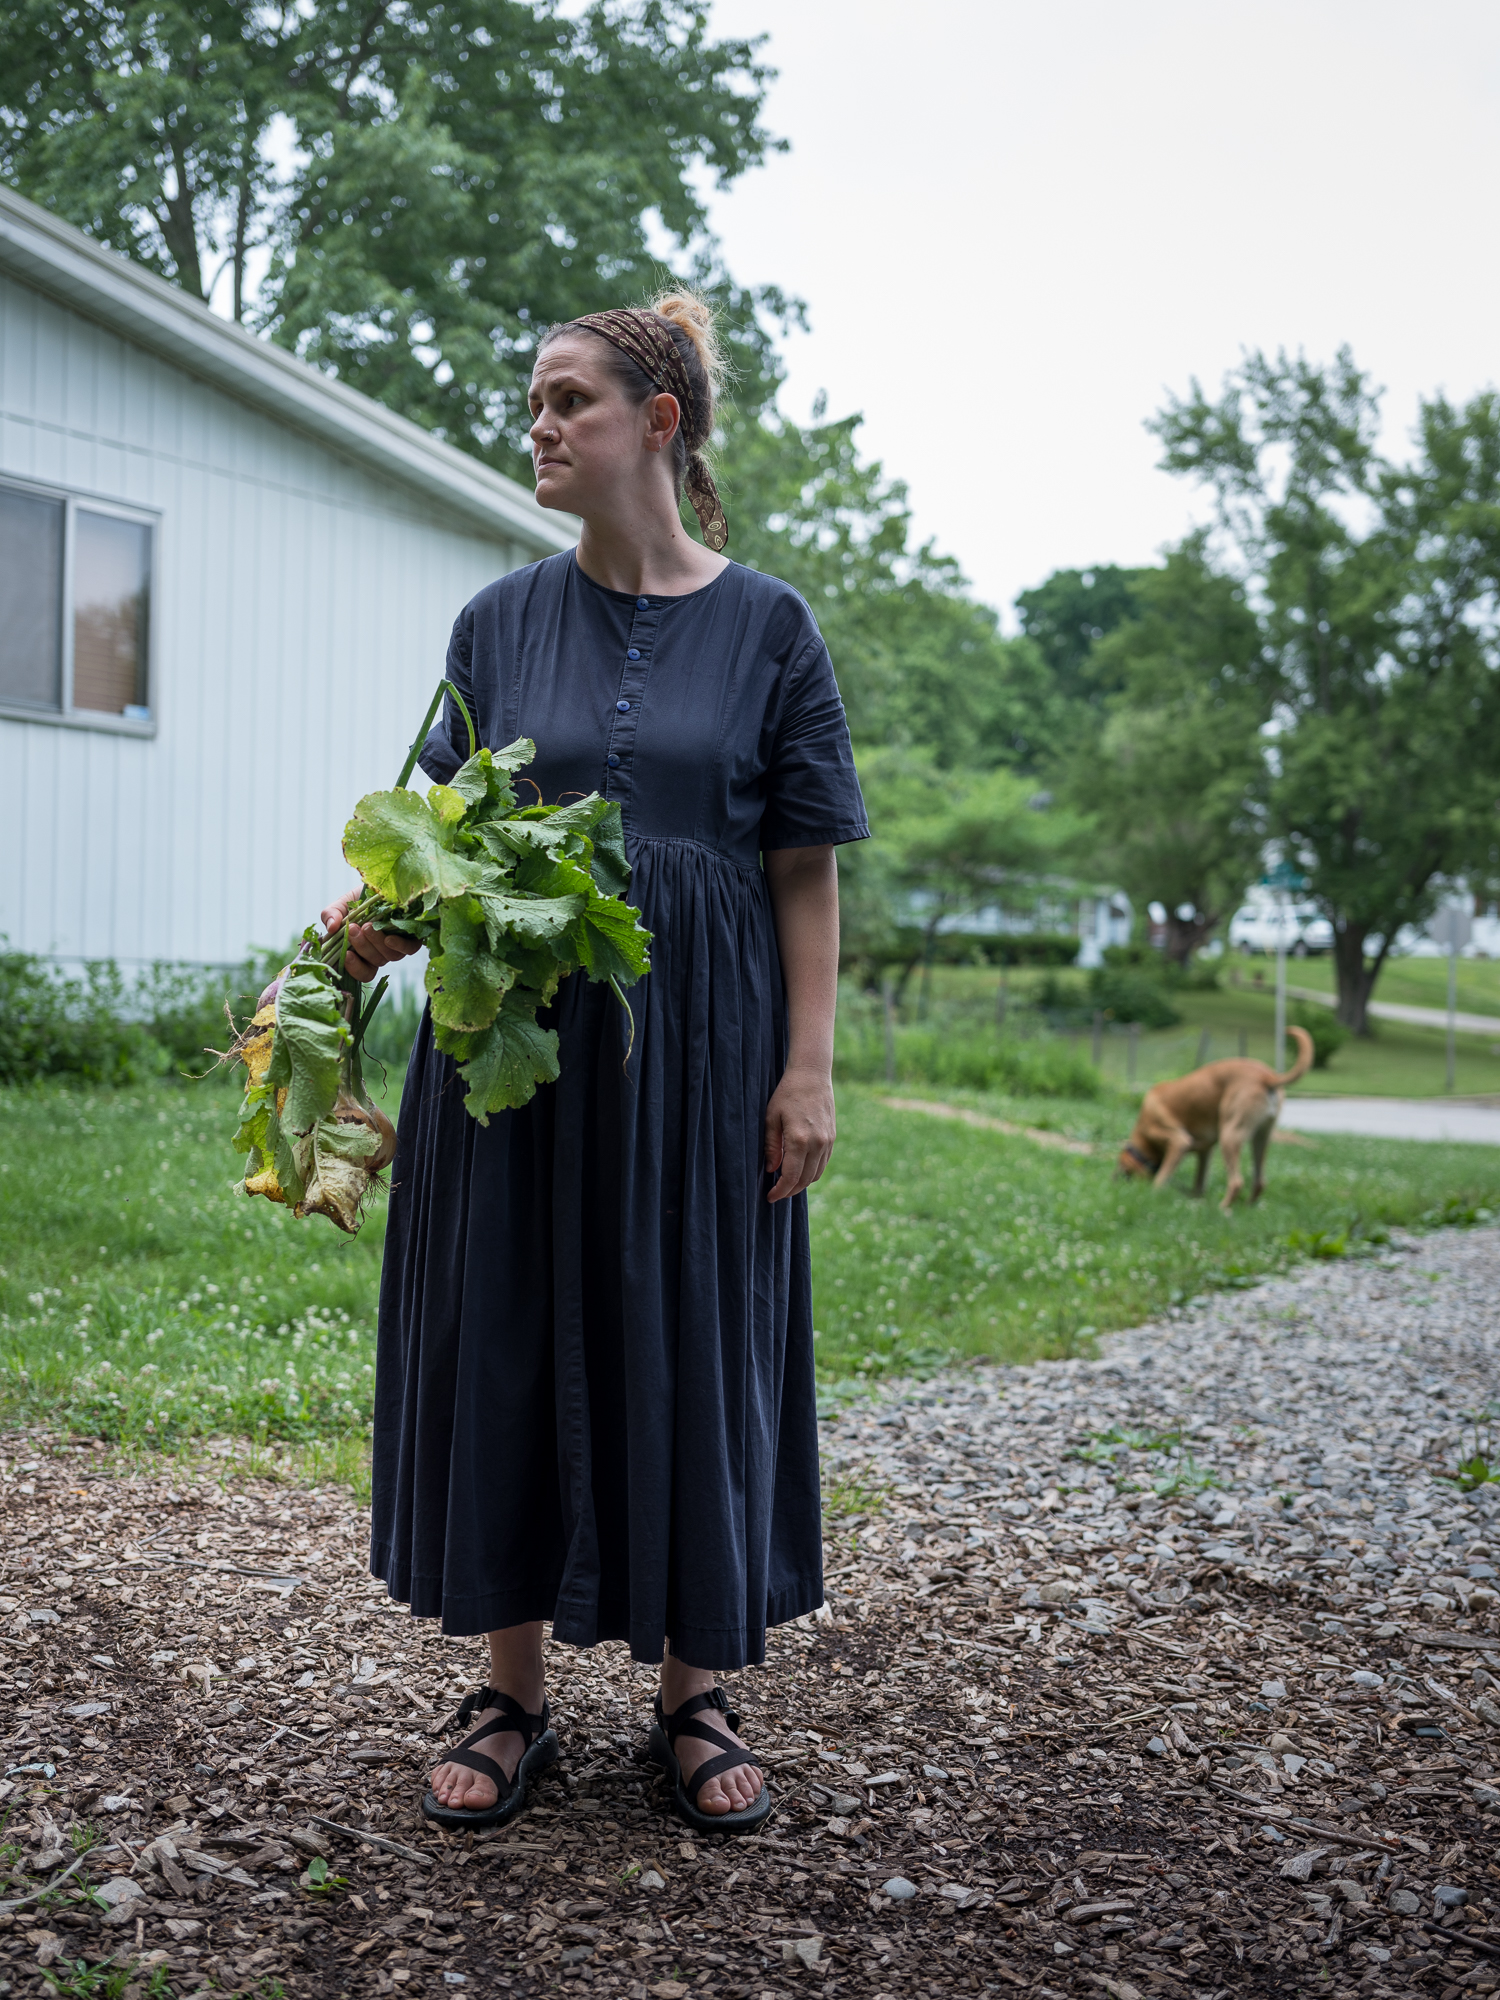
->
[759, 637, 870, 852]
[415, 608, 476, 785]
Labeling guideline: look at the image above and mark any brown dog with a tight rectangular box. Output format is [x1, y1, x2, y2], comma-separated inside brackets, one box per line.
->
[1118, 1025, 1314, 1210]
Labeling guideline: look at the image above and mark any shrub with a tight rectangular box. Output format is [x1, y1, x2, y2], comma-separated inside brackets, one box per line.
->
[0, 943, 267, 1086]
[834, 1019, 1100, 1098]
[0, 948, 153, 1085]
[1086, 965, 1182, 1029]
[1291, 1001, 1350, 1070]
[984, 934, 1081, 969]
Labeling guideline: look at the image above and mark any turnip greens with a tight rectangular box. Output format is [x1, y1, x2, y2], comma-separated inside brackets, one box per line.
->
[229, 680, 650, 1233]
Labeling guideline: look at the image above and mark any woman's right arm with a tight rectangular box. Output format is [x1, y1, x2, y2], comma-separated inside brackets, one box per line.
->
[320, 892, 421, 982]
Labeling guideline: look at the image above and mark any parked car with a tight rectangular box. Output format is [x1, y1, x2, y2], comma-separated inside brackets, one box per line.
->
[1228, 900, 1333, 956]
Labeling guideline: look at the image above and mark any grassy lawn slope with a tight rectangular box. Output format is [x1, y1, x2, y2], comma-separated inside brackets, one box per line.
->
[3, 1077, 1498, 1447]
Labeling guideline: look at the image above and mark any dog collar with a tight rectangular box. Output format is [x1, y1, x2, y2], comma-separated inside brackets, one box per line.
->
[1124, 1144, 1158, 1170]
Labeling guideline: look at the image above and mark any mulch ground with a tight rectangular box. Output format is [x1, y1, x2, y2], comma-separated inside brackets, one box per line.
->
[2, 1254, 1499, 2000]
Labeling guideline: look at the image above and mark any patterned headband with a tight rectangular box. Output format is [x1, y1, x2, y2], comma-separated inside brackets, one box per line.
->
[565, 309, 729, 553]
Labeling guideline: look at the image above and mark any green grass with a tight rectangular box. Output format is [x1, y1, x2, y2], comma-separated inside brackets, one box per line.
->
[805, 1085, 1500, 1382]
[0, 1079, 385, 1449]
[1282, 947, 1500, 1017]
[907, 960, 1500, 1098]
[3, 1075, 1499, 1449]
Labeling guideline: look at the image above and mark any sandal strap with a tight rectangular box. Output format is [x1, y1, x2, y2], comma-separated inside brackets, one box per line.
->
[655, 1686, 742, 1743]
[434, 1687, 550, 1792]
[451, 1686, 549, 1747]
[440, 1744, 506, 1789]
[682, 1744, 762, 1806]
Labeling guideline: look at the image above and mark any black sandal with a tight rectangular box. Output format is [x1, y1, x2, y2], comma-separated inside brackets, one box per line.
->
[421, 1686, 558, 1830]
[648, 1686, 772, 1836]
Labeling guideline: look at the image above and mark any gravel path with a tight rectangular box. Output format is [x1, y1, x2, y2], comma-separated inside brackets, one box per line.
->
[1, 1228, 1498, 2000]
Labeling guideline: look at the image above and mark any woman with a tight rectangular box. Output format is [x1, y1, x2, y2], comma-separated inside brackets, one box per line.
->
[325, 292, 867, 1833]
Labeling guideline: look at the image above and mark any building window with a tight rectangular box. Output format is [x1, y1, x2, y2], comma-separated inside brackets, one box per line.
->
[0, 479, 155, 730]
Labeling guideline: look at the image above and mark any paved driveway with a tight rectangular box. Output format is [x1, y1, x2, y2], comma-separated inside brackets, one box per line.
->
[1280, 1093, 1500, 1142]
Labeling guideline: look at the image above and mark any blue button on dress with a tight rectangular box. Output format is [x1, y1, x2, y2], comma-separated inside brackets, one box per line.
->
[370, 553, 869, 1669]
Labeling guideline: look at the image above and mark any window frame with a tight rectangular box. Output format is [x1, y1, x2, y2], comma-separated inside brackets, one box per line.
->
[0, 474, 159, 738]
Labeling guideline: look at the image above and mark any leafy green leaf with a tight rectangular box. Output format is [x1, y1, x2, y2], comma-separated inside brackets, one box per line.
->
[425, 897, 514, 1034]
[450, 741, 533, 821]
[507, 845, 597, 902]
[472, 888, 585, 951]
[343, 789, 495, 905]
[427, 783, 468, 827]
[589, 800, 630, 899]
[273, 1109, 309, 1205]
[571, 895, 652, 986]
[266, 967, 346, 1135]
[438, 988, 561, 1120]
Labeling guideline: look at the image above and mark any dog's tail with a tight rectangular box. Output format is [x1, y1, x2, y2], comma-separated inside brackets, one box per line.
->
[1270, 1023, 1314, 1088]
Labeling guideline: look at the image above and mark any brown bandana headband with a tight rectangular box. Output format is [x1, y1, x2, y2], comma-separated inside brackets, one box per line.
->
[567, 308, 729, 552]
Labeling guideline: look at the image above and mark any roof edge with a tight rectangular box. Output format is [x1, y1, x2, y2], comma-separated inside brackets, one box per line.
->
[0, 184, 576, 554]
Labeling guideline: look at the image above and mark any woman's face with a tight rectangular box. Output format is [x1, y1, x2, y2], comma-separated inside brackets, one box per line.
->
[528, 334, 679, 519]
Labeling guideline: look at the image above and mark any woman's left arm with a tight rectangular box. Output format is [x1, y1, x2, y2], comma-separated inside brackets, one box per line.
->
[763, 844, 840, 1204]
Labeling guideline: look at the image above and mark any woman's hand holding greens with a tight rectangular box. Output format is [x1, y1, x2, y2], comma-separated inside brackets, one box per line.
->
[320, 889, 421, 982]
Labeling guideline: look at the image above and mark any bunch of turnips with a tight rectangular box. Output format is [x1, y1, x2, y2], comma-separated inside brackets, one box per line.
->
[224, 681, 651, 1234]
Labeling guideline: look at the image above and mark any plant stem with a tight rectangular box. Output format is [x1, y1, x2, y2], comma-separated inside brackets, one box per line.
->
[396, 677, 476, 788]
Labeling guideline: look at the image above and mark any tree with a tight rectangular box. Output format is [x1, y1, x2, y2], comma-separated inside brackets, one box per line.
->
[0, 0, 776, 470]
[1154, 349, 1500, 1030]
[1015, 564, 1146, 709]
[837, 747, 1091, 993]
[0, 0, 1084, 795]
[1059, 539, 1269, 963]
[720, 398, 1065, 768]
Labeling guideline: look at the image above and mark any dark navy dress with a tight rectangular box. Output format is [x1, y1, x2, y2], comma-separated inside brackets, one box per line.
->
[370, 552, 868, 1669]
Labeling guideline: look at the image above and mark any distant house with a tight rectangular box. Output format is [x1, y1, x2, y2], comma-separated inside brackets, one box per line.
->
[0, 186, 572, 968]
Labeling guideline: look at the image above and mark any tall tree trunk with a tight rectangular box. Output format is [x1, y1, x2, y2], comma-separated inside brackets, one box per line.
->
[160, 138, 205, 297]
[231, 163, 250, 323]
[1162, 907, 1220, 966]
[1332, 924, 1382, 1034]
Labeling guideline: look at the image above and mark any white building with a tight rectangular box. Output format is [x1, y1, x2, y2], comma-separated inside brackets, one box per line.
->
[0, 185, 572, 968]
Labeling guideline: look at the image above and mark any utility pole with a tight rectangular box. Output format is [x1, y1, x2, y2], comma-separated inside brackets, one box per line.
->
[1274, 890, 1288, 1075]
[1429, 899, 1472, 1094]
[1262, 861, 1307, 1074]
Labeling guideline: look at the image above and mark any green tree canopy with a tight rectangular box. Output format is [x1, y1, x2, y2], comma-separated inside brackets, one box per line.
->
[1057, 539, 1269, 963]
[837, 746, 1092, 984]
[1154, 348, 1500, 1028]
[0, 0, 777, 467]
[720, 400, 1065, 769]
[1015, 563, 1146, 708]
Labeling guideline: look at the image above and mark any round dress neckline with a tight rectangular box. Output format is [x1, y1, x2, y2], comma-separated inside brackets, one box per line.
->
[569, 551, 734, 607]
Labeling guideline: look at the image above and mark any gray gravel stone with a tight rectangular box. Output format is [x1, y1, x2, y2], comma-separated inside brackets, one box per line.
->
[817, 1226, 1500, 1663]
[882, 1876, 918, 1900]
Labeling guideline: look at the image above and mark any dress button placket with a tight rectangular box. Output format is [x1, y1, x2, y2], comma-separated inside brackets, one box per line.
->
[605, 600, 657, 811]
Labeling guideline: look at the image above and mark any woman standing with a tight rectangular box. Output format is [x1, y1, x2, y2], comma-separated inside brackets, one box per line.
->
[326, 292, 867, 1833]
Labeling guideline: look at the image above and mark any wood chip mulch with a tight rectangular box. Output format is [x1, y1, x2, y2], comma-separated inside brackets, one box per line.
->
[2, 1238, 1499, 2000]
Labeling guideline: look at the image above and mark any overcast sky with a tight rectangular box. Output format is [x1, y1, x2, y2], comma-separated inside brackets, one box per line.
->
[698, 0, 1500, 623]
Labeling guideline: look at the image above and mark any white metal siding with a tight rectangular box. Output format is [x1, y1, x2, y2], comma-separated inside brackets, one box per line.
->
[0, 273, 532, 965]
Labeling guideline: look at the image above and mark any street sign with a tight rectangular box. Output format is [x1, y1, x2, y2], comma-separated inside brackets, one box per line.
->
[1262, 862, 1309, 892]
[1430, 903, 1472, 951]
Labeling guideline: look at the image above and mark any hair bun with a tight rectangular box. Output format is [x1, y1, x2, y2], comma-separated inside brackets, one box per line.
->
[651, 288, 725, 398]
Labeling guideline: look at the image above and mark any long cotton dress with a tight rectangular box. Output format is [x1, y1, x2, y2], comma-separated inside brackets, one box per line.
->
[370, 551, 869, 1670]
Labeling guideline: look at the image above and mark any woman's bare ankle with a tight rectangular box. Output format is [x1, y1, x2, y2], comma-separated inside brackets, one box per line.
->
[659, 1639, 717, 1711]
[485, 1621, 546, 1710]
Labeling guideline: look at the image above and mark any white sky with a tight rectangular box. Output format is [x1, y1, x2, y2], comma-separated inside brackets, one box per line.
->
[699, 0, 1500, 623]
